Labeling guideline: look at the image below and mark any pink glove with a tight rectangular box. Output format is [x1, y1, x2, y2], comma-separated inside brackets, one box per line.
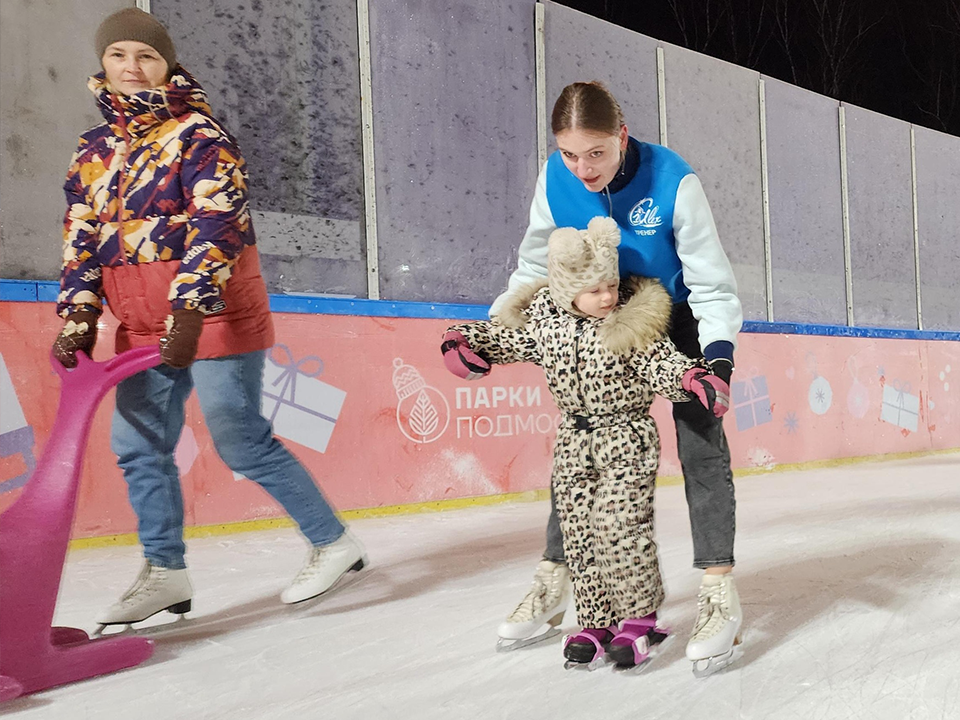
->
[441, 330, 491, 380]
[682, 367, 730, 418]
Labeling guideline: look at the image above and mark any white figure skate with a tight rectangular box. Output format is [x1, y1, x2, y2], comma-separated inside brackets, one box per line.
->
[281, 531, 367, 604]
[685, 573, 743, 678]
[496, 560, 570, 651]
[95, 562, 193, 636]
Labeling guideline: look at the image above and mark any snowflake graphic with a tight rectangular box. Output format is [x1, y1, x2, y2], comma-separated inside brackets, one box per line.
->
[815, 388, 826, 405]
[784, 412, 799, 434]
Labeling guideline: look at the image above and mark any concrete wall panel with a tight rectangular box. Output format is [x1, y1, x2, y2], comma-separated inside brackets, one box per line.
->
[0, 0, 133, 281]
[763, 77, 846, 324]
[154, 0, 366, 297]
[662, 45, 766, 321]
[368, 0, 538, 304]
[914, 125, 960, 331]
[843, 104, 916, 329]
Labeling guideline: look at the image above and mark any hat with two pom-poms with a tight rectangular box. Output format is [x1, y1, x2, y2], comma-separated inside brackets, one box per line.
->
[547, 216, 621, 315]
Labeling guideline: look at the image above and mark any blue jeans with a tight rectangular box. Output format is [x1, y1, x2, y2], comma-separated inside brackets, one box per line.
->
[111, 350, 345, 569]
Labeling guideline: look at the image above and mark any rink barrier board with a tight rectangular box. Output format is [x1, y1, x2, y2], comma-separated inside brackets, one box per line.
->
[2, 280, 959, 542]
[68, 488, 553, 550]
[63, 446, 960, 552]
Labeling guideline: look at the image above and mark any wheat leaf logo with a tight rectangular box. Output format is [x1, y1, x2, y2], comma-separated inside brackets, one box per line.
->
[409, 390, 439, 437]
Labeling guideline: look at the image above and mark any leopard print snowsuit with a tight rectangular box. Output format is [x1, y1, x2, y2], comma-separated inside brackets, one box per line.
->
[447, 277, 702, 627]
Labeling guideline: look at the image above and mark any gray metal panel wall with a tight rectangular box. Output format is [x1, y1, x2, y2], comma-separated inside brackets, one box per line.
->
[154, 0, 367, 297]
[763, 77, 846, 325]
[914, 126, 960, 331]
[0, 0, 133, 282]
[543, 2, 660, 147]
[842, 104, 917, 328]
[368, 0, 538, 304]
[661, 45, 766, 321]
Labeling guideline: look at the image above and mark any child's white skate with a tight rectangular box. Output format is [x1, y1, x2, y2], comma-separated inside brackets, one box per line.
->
[94, 562, 193, 636]
[685, 573, 743, 678]
[496, 560, 570, 651]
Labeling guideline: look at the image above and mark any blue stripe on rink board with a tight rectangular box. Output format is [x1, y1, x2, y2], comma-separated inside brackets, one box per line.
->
[0, 280, 40, 302]
[268, 293, 490, 320]
[37, 283, 59, 302]
[3, 279, 959, 339]
[741, 320, 960, 343]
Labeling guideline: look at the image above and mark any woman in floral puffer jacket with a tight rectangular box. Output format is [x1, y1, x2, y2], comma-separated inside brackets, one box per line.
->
[442, 217, 730, 670]
[52, 8, 365, 633]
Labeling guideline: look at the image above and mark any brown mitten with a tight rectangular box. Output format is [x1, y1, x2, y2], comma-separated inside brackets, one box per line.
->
[159, 309, 205, 368]
[52, 311, 99, 368]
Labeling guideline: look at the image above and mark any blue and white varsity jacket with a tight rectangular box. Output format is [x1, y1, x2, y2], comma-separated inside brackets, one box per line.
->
[492, 138, 742, 356]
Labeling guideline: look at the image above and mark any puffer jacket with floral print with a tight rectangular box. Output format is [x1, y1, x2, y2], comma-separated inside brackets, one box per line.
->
[58, 68, 273, 358]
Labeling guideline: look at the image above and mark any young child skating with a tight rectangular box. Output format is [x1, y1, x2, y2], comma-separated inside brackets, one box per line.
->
[441, 217, 730, 669]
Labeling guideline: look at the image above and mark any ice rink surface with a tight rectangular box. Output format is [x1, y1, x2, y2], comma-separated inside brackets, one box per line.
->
[5, 453, 960, 720]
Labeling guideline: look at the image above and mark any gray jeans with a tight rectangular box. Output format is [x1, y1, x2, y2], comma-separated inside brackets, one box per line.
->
[543, 302, 736, 569]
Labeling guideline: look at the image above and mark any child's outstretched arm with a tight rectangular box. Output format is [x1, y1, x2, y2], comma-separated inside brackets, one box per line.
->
[632, 337, 730, 417]
[441, 319, 541, 381]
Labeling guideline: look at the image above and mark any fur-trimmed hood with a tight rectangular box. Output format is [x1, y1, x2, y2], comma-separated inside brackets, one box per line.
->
[496, 276, 672, 354]
[496, 278, 549, 328]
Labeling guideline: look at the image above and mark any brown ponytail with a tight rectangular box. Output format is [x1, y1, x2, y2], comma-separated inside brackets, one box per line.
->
[551, 81, 625, 136]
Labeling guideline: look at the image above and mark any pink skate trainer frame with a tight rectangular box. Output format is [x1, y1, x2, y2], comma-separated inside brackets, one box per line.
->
[0, 347, 161, 701]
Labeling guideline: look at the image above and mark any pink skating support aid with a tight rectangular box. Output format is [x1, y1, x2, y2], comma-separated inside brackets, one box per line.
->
[0, 347, 161, 701]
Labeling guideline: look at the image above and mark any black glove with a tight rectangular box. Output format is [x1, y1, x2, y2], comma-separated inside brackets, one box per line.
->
[703, 340, 734, 384]
[707, 358, 733, 385]
[682, 367, 731, 418]
[52, 310, 99, 368]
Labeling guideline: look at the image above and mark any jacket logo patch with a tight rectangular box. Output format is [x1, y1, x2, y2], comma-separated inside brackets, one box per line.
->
[628, 198, 663, 236]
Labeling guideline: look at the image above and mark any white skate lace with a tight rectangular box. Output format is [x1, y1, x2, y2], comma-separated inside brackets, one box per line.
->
[507, 567, 559, 623]
[291, 546, 329, 586]
[691, 582, 730, 641]
[118, 565, 166, 607]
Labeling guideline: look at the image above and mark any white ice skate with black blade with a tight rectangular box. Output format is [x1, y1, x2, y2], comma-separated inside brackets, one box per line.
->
[496, 560, 570, 652]
[282, 531, 367, 604]
[686, 573, 743, 678]
[94, 562, 193, 636]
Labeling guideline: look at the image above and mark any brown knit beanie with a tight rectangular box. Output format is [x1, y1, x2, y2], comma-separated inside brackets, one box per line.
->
[548, 216, 621, 315]
[95, 8, 177, 70]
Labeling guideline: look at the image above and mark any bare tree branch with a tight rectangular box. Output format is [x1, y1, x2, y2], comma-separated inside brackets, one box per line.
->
[723, 0, 772, 69]
[665, 0, 728, 53]
[894, 0, 960, 131]
[771, 0, 802, 86]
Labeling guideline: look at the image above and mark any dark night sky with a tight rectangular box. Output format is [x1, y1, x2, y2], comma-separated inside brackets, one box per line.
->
[553, 0, 960, 138]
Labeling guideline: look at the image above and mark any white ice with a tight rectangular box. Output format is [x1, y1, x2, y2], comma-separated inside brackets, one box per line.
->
[6, 453, 960, 720]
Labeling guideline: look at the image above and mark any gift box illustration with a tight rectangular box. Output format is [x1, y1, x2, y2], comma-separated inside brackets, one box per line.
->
[732, 373, 773, 432]
[261, 345, 346, 453]
[880, 380, 919, 433]
[0, 352, 36, 493]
